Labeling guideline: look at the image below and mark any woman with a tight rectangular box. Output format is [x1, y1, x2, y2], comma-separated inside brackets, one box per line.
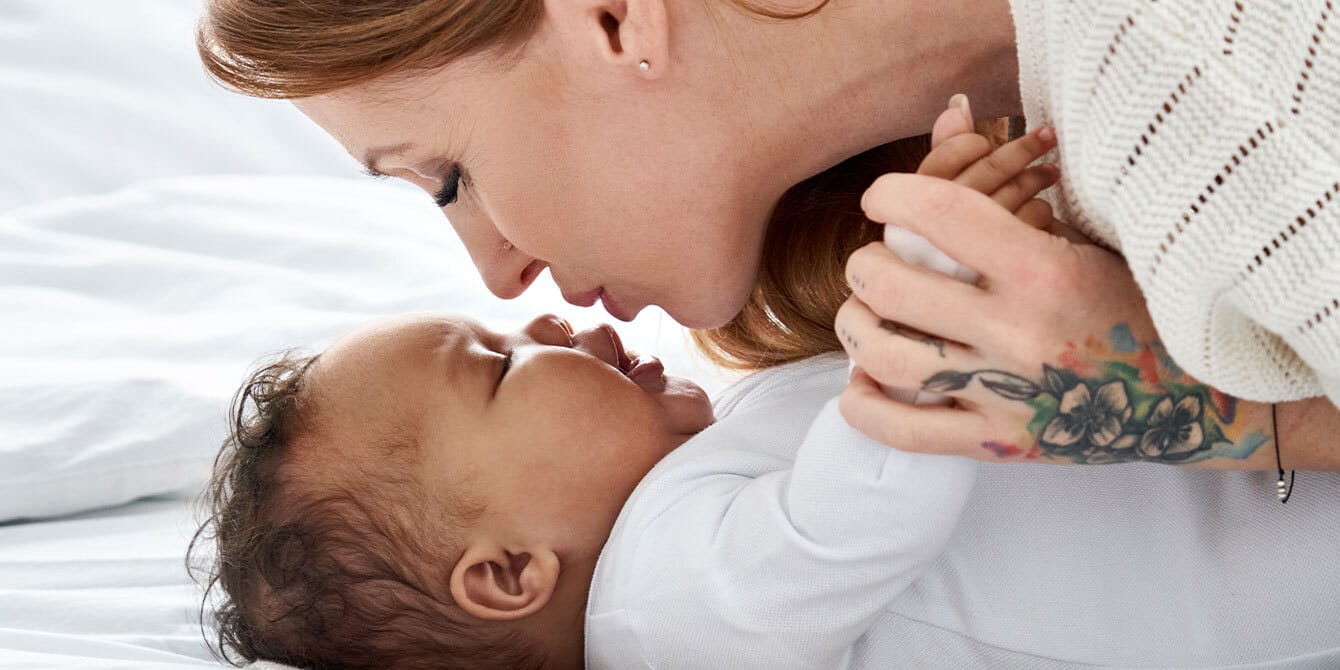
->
[197, 0, 1339, 474]
[192, 1, 1340, 666]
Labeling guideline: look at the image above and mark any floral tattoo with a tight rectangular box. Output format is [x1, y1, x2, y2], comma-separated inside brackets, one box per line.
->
[922, 324, 1269, 464]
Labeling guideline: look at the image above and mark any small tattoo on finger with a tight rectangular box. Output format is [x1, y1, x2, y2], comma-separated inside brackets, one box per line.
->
[840, 329, 859, 350]
[879, 320, 947, 358]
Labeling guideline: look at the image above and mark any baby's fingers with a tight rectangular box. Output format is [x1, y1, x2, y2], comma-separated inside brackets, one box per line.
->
[991, 163, 1060, 213]
[917, 132, 994, 180]
[1014, 198, 1054, 230]
[955, 126, 1057, 195]
[930, 94, 975, 149]
[1014, 199, 1096, 243]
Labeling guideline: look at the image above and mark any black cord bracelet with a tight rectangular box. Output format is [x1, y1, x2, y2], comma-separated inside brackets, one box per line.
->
[1273, 403, 1296, 503]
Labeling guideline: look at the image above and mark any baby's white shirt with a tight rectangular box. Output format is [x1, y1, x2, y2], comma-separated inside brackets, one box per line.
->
[584, 355, 1340, 668]
[585, 354, 979, 667]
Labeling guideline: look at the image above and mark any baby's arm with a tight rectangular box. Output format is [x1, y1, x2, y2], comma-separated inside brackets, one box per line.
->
[594, 400, 977, 669]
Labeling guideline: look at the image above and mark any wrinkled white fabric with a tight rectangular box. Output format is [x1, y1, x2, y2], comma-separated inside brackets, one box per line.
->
[586, 355, 1340, 668]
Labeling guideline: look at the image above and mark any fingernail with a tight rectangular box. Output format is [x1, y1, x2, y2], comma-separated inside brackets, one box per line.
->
[949, 93, 972, 127]
[1038, 125, 1056, 143]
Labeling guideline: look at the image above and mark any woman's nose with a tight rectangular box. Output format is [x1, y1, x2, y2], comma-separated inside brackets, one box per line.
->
[522, 314, 575, 347]
[478, 253, 545, 300]
[449, 211, 544, 300]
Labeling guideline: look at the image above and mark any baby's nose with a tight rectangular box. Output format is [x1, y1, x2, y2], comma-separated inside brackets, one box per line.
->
[571, 324, 629, 372]
[522, 314, 575, 347]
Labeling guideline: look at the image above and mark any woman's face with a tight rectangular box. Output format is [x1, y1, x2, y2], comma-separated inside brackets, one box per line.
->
[296, 25, 782, 329]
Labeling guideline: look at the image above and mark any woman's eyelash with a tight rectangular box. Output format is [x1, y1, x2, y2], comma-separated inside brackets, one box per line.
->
[434, 165, 462, 207]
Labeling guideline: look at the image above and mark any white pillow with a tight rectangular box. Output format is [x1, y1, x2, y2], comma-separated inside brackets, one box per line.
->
[0, 0, 359, 212]
[0, 175, 724, 522]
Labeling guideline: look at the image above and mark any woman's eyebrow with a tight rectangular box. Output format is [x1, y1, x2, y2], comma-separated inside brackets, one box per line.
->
[359, 142, 414, 178]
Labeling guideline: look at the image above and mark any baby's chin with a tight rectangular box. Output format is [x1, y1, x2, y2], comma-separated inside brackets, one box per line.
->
[617, 352, 712, 436]
[655, 374, 715, 437]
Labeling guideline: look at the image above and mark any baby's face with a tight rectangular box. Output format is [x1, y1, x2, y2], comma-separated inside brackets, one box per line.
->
[306, 313, 714, 553]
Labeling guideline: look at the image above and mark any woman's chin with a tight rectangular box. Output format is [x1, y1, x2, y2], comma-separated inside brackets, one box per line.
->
[665, 295, 750, 330]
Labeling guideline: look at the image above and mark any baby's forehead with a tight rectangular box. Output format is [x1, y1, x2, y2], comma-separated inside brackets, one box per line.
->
[329, 314, 474, 358]
[299, 314, 485, 453]
[314, 315, 486, 385]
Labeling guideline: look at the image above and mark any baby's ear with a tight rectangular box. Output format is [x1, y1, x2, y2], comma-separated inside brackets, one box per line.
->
[450, 544, 561, 621]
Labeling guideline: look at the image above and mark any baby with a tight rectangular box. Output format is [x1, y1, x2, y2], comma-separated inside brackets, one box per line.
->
[191, 106, 1058, 669]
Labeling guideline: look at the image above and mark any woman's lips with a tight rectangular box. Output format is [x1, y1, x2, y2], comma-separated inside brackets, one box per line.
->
[563, 284, 636, 322]
[599, 288, 635, 322]
[563, 287, 601, 308]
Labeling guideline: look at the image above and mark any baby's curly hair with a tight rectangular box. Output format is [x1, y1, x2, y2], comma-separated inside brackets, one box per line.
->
[187, 351, 542, 669]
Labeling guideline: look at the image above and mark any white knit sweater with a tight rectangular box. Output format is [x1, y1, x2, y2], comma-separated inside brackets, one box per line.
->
[1010, 0, 1340, 405]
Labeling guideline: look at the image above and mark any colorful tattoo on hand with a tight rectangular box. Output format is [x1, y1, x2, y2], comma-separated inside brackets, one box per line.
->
[922, 324, 1269, 464]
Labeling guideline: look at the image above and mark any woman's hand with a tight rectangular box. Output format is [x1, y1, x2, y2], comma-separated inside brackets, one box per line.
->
[839, 179, 1171, 464]
[836, 101, 1275, 466]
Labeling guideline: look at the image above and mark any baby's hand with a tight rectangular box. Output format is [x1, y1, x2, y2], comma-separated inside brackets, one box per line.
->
[915, 95, 1058, 230]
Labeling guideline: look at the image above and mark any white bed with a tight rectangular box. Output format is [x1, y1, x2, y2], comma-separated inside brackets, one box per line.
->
[0, 494, 214, 670]
[0, 3, 729, 667]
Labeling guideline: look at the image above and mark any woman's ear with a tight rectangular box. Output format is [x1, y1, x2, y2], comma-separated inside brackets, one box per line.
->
[450, 543, 561, 621]
[542, 0, 670, 77]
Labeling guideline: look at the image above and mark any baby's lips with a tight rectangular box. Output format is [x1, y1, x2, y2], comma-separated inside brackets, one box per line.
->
[627, 356, 666, 393]
[607, 326, 632, 372]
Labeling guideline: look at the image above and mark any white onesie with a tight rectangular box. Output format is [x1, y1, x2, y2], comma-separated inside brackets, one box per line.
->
[584, 355, 1340, 668]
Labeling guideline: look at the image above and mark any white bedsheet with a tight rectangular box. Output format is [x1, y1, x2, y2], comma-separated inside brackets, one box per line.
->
[0, 0, 359, 212]
[0, 494, 215, 669]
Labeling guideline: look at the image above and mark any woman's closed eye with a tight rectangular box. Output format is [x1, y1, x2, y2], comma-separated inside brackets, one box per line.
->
[434, 165, 462, 207]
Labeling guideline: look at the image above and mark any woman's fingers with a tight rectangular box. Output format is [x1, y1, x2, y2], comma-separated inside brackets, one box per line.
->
[844, 242, 985, 340]
[840, 368, 990, 458]
[836, 296, 984, 394]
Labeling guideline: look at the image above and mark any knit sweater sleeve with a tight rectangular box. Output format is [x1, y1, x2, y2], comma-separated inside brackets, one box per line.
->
[1010, 0, 1340, 405]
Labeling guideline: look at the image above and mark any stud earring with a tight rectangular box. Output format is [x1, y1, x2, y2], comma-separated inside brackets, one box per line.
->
[639, 60, 650, 72]
[501, 240, 514, 251]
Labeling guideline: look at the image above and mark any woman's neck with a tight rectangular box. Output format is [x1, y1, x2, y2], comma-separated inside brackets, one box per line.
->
[712, 0, 1022, 189]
